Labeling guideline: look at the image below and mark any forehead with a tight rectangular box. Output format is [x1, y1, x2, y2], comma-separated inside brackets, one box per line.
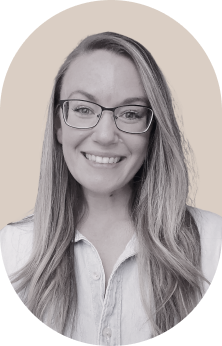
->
[60, 50, 146, 104]
[65, 50, 136, 78]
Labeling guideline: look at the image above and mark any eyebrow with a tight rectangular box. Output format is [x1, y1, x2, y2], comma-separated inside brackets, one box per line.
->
[67, 90, 150, 106]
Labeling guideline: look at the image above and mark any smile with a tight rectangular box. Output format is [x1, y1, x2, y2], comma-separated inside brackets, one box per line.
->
[83, 152, 123, 164]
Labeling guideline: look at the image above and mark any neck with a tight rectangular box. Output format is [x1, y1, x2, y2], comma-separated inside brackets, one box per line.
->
[78, 184, 134, 240]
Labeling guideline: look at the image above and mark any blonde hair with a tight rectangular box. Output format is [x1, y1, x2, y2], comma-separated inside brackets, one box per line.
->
[11, 32, 208, 337]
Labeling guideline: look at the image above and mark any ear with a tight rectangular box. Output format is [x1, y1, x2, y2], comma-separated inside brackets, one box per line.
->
[54, 107, 63, 144]
[57, 127, 63, 144]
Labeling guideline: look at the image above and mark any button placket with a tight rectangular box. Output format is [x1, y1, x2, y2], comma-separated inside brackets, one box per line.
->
[92, 271, 101, 281]
[85, 243, 105, 328]
[98, 269, 123, 346]
[103, 326, 112, 345]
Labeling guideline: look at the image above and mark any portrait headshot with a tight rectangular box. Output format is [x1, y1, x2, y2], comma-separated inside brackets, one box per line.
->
[0, 1, 222, 346]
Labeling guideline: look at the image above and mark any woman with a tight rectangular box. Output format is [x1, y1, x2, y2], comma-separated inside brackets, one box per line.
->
[1, 32, 222, 345]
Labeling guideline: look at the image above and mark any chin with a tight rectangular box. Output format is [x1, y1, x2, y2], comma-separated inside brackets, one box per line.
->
[84, 185, 119, 196]
[82, 180, 132, 198]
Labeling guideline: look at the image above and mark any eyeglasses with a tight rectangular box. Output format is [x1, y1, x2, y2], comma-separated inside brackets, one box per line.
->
[58, 99, 153, 134]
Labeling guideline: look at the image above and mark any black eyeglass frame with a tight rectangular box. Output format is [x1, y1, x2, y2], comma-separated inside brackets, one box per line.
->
[58, 99, 154, 134]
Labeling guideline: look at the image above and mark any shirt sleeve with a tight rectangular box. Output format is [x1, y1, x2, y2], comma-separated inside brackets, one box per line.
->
[189, 207, 222, 284]
[0, 223, 33, 277]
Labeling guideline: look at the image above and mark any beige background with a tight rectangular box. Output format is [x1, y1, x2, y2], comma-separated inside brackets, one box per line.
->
[0, 0, 221, 231]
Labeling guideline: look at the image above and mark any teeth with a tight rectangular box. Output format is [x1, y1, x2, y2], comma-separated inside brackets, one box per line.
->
[96, 156, 102, 163]
[102, 157, 109, 163]
[84, 153, 121, 164]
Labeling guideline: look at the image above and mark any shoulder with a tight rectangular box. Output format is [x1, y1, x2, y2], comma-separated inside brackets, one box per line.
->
[0, 219, 34, 249]
[0, 220, 34, 276]
[188, 207, 222, 283]
[188, 206, 222, 238]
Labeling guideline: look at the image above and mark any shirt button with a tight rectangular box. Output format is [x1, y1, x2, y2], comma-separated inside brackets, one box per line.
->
[93, 272, 101, 280]
[103, 327, 112, 338]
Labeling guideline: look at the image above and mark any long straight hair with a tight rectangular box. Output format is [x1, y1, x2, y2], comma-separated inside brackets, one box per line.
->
[10, 32, 208, 337]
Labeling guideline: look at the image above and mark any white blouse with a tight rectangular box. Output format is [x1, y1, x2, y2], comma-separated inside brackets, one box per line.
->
[1, 207, 222, 345]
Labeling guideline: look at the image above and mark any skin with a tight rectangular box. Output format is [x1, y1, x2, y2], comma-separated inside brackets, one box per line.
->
[57, 50, 152, 288]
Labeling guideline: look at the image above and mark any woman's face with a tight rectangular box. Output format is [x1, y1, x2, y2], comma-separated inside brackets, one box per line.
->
[57, 50, 151, 196]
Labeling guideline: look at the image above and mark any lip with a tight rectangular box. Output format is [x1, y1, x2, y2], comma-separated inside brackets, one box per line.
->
[81, 151, 126, 168]
[81, 151, 126, 158]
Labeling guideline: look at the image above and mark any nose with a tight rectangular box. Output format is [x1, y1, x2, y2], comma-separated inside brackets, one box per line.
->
[91, 110, 119, 145]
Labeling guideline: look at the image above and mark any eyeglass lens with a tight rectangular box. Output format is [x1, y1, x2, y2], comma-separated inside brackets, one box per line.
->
[63, 100, 152, 133]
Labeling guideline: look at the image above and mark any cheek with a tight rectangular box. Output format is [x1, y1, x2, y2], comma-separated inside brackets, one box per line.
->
[60, 130, 90, 175]
[60, 127, 88, 150]
[58, 128, 78, 166]
[131, 135, 149, 163]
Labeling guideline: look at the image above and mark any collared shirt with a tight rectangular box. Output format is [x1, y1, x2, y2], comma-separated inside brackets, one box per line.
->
[1, 208, 222, 345]
[73, 231, 151, 345]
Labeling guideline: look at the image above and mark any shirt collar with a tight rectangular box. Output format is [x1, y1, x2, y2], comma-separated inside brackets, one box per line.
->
[74, 230, 138, 257]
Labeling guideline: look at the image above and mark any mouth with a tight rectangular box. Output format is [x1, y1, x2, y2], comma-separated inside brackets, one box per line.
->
[82, 152, 125, 164]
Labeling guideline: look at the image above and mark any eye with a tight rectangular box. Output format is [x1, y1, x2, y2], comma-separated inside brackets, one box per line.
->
[120, 111, 142, 120]
[124, 111, 138, 119]
[73, 106, 93, 115]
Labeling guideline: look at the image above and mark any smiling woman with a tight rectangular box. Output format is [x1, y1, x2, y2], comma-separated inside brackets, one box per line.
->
[1, 32, 222, 345]
[57, 50, 152, 197]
